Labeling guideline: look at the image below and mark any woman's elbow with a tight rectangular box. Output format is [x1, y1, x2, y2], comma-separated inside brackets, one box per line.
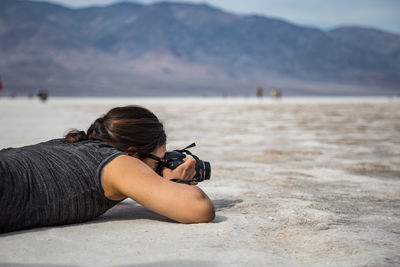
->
[194, 198, 215, 223]
[181, 188, 215, 224]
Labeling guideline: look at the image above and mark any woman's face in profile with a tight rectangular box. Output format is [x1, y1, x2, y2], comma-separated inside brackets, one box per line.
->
[142, 144, 166, 171]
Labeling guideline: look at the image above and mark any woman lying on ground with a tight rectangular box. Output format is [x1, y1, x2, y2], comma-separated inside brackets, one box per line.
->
[0, 105, 215, 233]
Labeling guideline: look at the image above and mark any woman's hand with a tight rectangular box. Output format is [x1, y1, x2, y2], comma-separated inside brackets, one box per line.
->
[162, 157, 198, 185]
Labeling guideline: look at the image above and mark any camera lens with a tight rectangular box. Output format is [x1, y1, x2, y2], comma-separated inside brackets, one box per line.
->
[203, 161, 211, 180]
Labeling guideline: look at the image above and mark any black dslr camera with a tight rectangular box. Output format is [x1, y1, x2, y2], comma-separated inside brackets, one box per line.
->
[159, 143, 211, 184]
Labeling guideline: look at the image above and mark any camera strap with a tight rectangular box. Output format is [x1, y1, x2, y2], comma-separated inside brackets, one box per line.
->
[174, 142, 196, 156]
[170, 178, 195, 184]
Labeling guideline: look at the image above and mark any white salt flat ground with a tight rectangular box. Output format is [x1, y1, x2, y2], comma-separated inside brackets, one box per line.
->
[0, 97, 399, 266]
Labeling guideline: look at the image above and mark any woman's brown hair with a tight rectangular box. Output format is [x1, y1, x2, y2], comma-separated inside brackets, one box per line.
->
[65, 105, 166, 157]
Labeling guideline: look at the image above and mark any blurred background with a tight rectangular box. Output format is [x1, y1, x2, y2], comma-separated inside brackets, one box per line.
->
[0, 0, 399, 97]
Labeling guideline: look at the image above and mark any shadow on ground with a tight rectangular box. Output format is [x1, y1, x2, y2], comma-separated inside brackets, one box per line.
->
[0, 198, 241, 237]
[212, 198, 243, 211]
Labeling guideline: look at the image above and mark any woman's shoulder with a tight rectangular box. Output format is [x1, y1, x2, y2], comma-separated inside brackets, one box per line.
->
[45, 138, 120, 153]
[3, 138, 123, 164]
[1, 138, 121, 159]
[1, 138, 104, 150]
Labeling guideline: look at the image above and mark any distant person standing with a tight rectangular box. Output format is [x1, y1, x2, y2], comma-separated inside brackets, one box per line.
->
[270, 88, 282, 99]
[37, 90, 49, 101]
[0, 74, 3, 91]
[257, 87, 263, 98]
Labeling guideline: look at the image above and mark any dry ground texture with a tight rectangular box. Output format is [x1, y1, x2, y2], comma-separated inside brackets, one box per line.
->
[0, 98, 399, 266]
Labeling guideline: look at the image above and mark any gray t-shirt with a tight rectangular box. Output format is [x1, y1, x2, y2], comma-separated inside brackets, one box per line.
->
[0, 139, 123, 233]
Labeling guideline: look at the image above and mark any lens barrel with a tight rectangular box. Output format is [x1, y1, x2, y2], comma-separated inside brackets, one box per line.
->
[203, 161, 211, 180]
[195, 160, 211, 181]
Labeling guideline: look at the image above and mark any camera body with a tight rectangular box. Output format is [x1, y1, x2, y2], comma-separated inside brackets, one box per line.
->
[161, 143, 211, 183]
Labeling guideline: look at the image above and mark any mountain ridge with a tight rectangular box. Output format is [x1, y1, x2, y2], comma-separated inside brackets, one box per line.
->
[0, 0, 399, 96]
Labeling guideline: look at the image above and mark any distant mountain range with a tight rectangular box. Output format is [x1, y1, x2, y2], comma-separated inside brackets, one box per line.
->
[0, 0, 399, 96]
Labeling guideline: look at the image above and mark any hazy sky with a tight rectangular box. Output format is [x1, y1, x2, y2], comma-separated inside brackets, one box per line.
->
[31, 0, 400, 34]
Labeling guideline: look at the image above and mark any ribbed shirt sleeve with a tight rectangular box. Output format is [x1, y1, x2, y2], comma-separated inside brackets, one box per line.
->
[0, 139, 123, 233]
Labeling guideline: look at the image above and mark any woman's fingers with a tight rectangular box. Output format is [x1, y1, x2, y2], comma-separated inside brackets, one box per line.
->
[182, 157, 196, 179]
[162, 156, 197, 181]
[183, 156, 196, 166]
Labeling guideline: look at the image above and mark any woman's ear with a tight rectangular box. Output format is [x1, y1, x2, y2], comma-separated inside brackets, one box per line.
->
[126, 147, 139, 158]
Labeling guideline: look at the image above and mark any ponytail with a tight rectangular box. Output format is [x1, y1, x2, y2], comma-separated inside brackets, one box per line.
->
[65, 129, 89, 143]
